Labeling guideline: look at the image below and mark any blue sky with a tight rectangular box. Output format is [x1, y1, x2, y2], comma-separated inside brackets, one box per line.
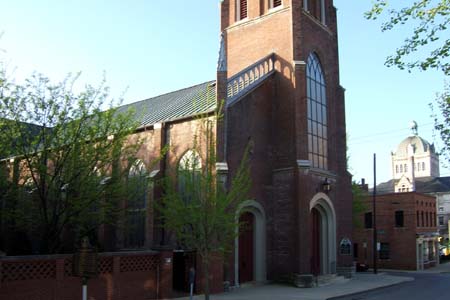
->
[1, 0, 448, 185]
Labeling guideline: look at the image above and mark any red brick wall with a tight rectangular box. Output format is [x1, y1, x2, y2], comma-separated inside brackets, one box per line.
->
[164, 117, 215, 175]
[353, 192, 437, 270]
[224, 1, 296, 170]
[195, 253, 224, 294]
[226, 78, 297, 280]
[128, 129, 163, 171]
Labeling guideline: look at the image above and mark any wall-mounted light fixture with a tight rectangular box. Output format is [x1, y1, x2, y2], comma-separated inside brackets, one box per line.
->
[322, 178, 331, 192]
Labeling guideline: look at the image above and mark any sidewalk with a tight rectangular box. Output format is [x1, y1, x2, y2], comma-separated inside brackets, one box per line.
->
[379, 260, 450, 274]
[419, 260, 450, 273]
[175, 272, 413, 300]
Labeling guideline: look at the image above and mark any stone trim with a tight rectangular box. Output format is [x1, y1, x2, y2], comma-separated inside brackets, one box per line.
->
[297, 159, 311, 175]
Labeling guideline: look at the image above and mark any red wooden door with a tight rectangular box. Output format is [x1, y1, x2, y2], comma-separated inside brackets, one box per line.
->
[311, 208, 321, 275]
[239, 212, 254, 283]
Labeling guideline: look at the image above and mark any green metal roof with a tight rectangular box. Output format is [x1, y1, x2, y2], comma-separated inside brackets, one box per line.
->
[118, 81, 217, 128]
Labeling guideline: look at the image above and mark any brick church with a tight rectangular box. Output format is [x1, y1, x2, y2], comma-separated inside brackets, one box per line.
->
[113, 0, 353, 287]
[1, 0, 353, 292]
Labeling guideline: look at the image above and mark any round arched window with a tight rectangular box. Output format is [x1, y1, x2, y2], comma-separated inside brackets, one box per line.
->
[178, 150, 202, 203]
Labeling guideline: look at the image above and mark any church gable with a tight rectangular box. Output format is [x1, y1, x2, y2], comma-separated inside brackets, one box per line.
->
[395, 175, 413, 193]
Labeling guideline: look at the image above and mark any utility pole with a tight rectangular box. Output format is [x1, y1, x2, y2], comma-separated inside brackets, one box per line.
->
[373, 153, 378, 274]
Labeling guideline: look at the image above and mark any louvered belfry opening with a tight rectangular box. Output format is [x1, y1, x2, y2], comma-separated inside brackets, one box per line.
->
[308, 0, 319, 19]
[273, 0, 282, 7]
[240, 0, 248, 20]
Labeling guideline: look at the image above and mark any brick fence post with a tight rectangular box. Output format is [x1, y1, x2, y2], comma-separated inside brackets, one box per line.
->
[112, 256, 121, 300]
[157, 250, 173, 299]
[55, 258, 65, 300]
[0, 252, 4, 289]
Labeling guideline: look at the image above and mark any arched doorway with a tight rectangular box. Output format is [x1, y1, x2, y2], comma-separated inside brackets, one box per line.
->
[235, 200, 267, 286]
[310, 193, 337, 275]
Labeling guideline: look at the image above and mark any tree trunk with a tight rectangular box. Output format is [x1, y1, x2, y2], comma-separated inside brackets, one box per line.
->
[203, 255, 210, 300]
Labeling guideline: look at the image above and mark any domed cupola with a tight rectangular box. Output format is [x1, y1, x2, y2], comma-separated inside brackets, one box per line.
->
[391, 121, 440, 182]
[395, 136, 433, 158]
[394, 121, 435, 157]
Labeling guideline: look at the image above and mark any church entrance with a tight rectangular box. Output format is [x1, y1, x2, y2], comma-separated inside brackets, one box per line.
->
[238, 212, 254, 283]
[310, 193, 337, 275]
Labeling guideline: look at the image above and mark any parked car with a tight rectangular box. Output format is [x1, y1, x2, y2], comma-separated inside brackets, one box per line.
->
[356, 263, 369, 272]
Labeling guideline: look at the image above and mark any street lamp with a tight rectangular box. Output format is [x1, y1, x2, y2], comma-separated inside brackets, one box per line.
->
[322, 178, 331, 192]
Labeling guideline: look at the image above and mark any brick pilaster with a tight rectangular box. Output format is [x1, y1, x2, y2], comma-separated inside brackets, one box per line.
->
[157, 249, 173, 299]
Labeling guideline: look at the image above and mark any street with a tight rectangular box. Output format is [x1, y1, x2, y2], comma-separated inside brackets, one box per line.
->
[333, 271, 450, 300]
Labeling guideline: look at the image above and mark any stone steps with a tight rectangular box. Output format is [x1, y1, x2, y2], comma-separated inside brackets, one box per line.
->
[317, 274, 347, 286]
[293, 273, 347, 288]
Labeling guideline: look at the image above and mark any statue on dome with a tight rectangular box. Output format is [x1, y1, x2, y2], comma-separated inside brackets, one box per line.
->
[410, 120, 418, 136]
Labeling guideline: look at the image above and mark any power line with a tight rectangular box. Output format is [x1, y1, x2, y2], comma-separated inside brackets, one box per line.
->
[349, 133, 412, 146]
[348, 123, 435, 146]
[349, 122, 434, 143]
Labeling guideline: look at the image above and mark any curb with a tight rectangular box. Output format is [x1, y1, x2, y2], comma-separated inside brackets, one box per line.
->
[326, 277, 414, 300]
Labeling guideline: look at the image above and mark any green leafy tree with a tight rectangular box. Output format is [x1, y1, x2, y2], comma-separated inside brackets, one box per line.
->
[432, 82, 450, 163]
[367, 1, 450, 161]
[352, 181, 368, 228]
[366, 0, 450, 75]
[0, 71, 142, 254]
[157, 112, 251, 300]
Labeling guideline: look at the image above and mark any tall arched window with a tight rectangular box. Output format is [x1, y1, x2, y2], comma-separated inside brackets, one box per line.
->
[125, 159, 147, 248]
[178, 150, 202, 204]
[307, 53, 327, 169]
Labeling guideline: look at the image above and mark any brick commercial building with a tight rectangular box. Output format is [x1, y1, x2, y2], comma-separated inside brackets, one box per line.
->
[353, 192, 439, 270]
[1, 0, 353, 297]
